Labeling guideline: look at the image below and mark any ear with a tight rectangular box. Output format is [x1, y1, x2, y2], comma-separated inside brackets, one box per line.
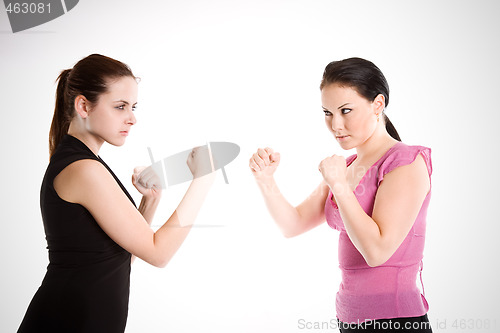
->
[74, 95, 90, 119]
[373, 93, 385, 114]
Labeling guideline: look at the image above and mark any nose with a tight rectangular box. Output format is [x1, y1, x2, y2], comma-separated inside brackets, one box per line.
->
[127, 109, 137, 125]
[330, 114, 344, 132]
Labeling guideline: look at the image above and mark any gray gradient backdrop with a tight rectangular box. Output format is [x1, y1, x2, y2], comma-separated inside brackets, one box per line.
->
[1, 0, 499, 332]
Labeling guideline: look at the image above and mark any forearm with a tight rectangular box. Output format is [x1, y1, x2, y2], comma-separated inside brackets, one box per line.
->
[131, 196, 161, 264]
[138, 195, 161, 225]
[255, 176, 302, 237]
[151, 174, 215, 267]
[332, 181, 382, 266]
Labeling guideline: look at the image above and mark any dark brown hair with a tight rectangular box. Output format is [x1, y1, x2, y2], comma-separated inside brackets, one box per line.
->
[320, 57, 401, 141]
[49, 54, 136, 157]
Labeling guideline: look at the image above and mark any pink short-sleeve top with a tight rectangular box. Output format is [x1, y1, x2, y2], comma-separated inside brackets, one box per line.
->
[324, 141, 433, 324]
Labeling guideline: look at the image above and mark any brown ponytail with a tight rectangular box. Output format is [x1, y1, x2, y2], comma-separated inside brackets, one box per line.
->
[49, 69, 72, 157]
[48, 54, 136, 157]
[383, 113, 401, 141]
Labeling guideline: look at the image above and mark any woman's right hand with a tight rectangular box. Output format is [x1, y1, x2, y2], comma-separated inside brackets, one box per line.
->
[187, 145, 214, 179]
[132, 165, 163, 198]
[249, 147, 280, 180]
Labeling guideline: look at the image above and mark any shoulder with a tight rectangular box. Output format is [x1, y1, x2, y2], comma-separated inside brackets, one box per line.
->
[59, 158, 108, 179]
[384, 142, 431, 163]
[49, 135, 101, 172]
[54, 159, 116, 203]
[377, 142, 432, 186]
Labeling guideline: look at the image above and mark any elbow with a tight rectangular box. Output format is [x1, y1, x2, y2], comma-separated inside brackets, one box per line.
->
[281, 221, 314, 238]
[146, 253, 171, 268]
[366, 258, 383, 268]
[364, 249, 390, 268]
[280, 216, 308, 239]
[130, 254, 169, 268]
[281, 226, 302, 239]
[155, 259, 168, 268]
[151, 257, 169, 268]
[361, 233, 395, 267]
[148, 233, 172, 268]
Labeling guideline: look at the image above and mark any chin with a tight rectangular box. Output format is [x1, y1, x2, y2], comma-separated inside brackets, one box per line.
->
[337, 144, 353, 150]
[107, 137, 127, 147]
[336, 140, 356, 150]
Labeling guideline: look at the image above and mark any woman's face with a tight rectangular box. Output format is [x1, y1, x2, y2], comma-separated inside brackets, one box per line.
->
[321, 83, 381, 150]
[84, 76, 138, 147]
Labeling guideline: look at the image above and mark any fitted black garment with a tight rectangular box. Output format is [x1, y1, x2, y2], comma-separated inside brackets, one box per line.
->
[18, 134, 136, 333]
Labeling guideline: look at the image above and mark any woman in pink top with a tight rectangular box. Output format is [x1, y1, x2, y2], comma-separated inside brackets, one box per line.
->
[249, 58, 433, 332]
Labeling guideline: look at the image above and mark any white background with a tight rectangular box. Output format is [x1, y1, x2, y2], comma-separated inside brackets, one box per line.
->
[1, 0, 499, 332]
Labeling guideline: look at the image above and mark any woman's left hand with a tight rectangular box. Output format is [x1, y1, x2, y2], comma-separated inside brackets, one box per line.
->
[318, 155, 348, 188]
[132, 166, 162, 199]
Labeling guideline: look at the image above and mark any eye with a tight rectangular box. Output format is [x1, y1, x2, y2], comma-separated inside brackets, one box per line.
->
[323, 110, 332, 116]
[132, 105, 137, 111]
[115, 104, 126, 110]
[341, 108, 352, 115]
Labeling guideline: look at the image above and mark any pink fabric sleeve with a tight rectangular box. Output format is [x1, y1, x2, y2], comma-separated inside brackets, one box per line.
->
[345, 154, 357, 166]
[377, 145, 432, 186]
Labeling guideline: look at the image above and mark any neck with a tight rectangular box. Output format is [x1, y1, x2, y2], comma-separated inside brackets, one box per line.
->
[67, 123, 103, 157]
[355, 123, 398, 161]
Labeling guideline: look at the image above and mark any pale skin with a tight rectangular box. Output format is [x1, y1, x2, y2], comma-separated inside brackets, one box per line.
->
[249, 83, 430, 267]
[53, 76, 215, 268]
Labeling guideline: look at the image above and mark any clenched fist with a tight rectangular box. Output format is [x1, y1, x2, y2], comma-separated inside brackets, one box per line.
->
[132, 166, 163, 199]
[249, 147, 280, 180]
[318, 154, 347, 187]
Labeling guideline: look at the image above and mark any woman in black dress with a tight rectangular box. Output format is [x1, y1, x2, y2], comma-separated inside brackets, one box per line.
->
[18, 54, 215, 332]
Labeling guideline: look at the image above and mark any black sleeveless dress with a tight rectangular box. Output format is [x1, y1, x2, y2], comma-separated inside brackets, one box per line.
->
[18, 134, 136, 333]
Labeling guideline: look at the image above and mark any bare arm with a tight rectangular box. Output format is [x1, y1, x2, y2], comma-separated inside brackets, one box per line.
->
[54, 157, 215, 268]
[130, 195, 161, 264]
[137, 196, 161, 225]
[323, 153, 430, 267]
[130, 166, 162, 264]
[250, 148, 328, 238]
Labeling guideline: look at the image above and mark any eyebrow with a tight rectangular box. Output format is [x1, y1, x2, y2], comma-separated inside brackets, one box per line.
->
[113, 100, 138, 105]
[322, 103, 351, 111]
[337, 103, 351, 109]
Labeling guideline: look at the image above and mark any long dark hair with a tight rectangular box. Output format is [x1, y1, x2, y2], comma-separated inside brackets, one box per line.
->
[320, 57, 401, 141]
[49, 54, 136, 157]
